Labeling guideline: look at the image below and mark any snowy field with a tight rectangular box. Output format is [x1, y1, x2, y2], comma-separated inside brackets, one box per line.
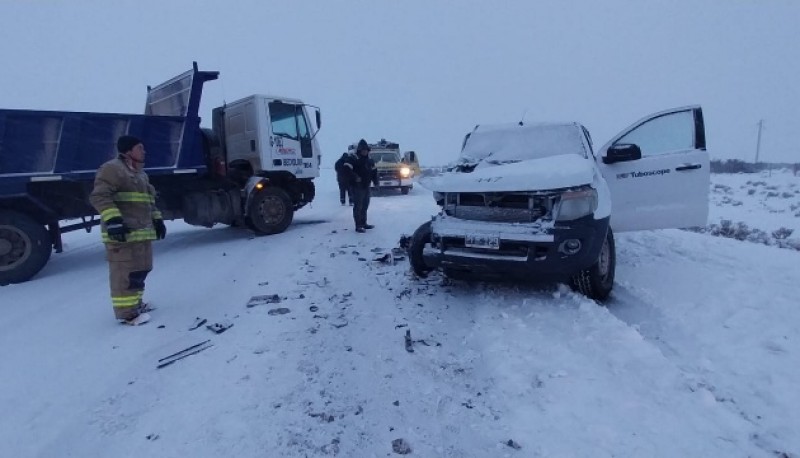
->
[1, 170, 798, 457]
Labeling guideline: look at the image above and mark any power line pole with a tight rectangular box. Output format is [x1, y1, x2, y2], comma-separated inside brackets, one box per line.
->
[754, 119, 763, 164]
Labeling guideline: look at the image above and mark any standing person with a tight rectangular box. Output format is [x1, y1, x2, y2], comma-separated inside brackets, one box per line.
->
[346, 139, 378, 233]
[334, 152, 353, 205]
[89, 135, 167, 325]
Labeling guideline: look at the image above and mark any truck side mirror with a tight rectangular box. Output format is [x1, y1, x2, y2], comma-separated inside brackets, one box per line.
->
[603, 143, 642, 164]
[315, 109, 321, 129]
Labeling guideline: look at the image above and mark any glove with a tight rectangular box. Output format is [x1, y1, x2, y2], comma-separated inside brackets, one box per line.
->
[153, 218, 167, 240]
[106, 217, 129, 243]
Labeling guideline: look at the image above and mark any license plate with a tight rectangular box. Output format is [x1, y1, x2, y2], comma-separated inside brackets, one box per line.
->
[465, 233, 500, 249]
[380, 180, 395, 186]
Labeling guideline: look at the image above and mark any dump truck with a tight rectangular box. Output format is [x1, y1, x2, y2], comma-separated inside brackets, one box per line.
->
[0, 62, 322, 285]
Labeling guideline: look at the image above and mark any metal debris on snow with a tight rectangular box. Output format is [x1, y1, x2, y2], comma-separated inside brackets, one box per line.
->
[246, 294, 281, 308]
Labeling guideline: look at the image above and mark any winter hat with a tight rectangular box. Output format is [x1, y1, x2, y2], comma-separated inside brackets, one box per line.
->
[117, 135, 142, 153]
[356, 139, 370, 153]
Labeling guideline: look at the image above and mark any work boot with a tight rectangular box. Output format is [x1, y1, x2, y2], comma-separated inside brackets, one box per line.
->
[363, 224, 375, 229]
[341, 201, 345, 205]
[120, 312, 151, 326]
[355, 227, 366, 233]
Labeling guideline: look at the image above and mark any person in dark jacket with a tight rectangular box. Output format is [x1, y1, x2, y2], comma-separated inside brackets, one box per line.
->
[334, 152, 353, 205]
[346, 139, 378, 233]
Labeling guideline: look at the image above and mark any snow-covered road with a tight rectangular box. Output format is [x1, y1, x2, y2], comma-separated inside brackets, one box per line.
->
[1, 172, 798, 457]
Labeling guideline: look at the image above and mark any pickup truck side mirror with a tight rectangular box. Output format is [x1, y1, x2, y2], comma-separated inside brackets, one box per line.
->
[603, 143, 642, 164]
[315, 109, 321, 129]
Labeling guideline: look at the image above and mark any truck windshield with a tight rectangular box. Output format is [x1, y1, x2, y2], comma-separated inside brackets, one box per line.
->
[269, 102, 309, 141]
[370, 152, 399, 163]
[459, 123, 587, 166]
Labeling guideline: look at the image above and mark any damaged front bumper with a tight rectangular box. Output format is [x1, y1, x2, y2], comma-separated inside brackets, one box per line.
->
[424, 213, 609, 279]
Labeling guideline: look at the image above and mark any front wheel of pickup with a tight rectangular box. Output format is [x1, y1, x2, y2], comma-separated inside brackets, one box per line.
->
[570, 227, 615, 302]
[409, 221, 434, 278]
[0, 210, 53, 285]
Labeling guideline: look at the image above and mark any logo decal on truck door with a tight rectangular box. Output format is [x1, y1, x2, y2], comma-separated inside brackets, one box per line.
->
[616, 168, 670, 179]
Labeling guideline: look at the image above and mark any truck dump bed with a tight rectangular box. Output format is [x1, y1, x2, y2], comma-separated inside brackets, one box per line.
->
[0, 64, 219, 186]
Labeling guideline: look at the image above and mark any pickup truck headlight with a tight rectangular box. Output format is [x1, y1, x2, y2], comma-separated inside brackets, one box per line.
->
[555, 188, 598, 221]
[400, 167, 411, 178]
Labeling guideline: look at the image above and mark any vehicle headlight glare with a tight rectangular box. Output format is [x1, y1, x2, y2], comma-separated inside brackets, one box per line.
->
[400, 167, 411, 178]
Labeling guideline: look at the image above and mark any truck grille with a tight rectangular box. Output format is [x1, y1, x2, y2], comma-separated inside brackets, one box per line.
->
[445, 192, 553, 223]
[378, 169, 399, 180]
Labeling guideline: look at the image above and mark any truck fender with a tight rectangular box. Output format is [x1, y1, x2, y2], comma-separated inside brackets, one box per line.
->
[243, 177, 269, 217]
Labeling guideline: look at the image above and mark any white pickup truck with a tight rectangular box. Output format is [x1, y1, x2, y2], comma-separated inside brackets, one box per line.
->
[408, 106, 709, 300]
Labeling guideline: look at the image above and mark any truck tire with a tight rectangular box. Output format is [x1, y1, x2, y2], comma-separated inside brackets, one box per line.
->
[409, 221, 434, 278]
[248, 187, 294, 235]
[570, 228, 615, 302]
[401, 186, 410, 195]
[0, 210, 53, 285]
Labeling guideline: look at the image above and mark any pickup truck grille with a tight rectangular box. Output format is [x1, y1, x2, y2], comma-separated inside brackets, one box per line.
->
[377, 169, 399, 180]
[445, 192, 553, 223]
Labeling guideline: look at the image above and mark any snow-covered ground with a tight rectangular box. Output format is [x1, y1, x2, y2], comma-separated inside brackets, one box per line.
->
[1, 170, 798, 457]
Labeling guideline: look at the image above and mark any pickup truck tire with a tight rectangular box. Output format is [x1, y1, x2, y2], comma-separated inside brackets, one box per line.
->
[570, 228, 615, 302]
[409, 221, 434, 278]
[0, 210, 53, 285]
[248, 187, 294, 235]
[401, 186, 410, 195]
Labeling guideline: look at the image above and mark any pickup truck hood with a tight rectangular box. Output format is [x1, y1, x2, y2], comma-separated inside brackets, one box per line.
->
[420, 153, 594, 193]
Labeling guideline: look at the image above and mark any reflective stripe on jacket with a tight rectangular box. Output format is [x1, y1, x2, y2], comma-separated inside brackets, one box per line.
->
[89, 158, 161, 243]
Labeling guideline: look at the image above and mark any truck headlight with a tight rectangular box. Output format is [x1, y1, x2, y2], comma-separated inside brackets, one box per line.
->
[400, 167, 411, 178]
[555, 188, 598, 221]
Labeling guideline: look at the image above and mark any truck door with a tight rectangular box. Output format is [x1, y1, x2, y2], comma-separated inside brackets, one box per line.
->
[266, 101, 313, 177]
[597, 106, 709, 232]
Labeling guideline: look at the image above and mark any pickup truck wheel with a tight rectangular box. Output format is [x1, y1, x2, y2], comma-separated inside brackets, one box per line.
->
[248, 187, 294, 235]
[0, 211, 53, 285]
[409, 221, 434, 277]
[570, 228, 615, 302]
[401, 186, 410, 195]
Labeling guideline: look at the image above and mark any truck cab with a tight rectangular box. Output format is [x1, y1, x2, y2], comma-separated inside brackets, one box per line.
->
[408, 106, 709, 301]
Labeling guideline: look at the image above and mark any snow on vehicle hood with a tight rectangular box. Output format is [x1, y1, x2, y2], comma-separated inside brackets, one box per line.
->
[420, 153, 595, 193]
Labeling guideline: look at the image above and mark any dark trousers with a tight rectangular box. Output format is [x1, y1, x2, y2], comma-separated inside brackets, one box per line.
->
[337, 180, 352, 204]
[352, 186, 371, 228]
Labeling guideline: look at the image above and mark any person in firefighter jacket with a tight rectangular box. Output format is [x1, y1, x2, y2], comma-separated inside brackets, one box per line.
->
[89, 135, 166, 324]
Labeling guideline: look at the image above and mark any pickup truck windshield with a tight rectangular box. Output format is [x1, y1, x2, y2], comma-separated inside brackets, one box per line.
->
[459, 123, 587, 167]
[370, 152, 400, 163]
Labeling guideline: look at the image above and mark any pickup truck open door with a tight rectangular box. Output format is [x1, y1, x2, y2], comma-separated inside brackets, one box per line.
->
[597, 106, 709, 232]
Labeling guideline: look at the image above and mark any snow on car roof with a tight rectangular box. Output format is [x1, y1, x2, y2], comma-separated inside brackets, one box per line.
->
[460, 122, 588, 165]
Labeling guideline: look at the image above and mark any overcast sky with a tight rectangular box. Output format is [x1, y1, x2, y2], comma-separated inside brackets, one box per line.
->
[1, 0, 798, 166]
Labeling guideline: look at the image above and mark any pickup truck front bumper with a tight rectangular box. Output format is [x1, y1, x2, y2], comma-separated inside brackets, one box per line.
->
[423, 214, 609, 279]
[373, 177, 413, 190]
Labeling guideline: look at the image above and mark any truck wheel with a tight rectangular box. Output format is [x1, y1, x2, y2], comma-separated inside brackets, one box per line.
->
[570, 228, 615, 302]
[409, 221, 434, 277]
[401, 187, 410, 195]
[248, 187, 294, 235]
[0, 210, 53, 285]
